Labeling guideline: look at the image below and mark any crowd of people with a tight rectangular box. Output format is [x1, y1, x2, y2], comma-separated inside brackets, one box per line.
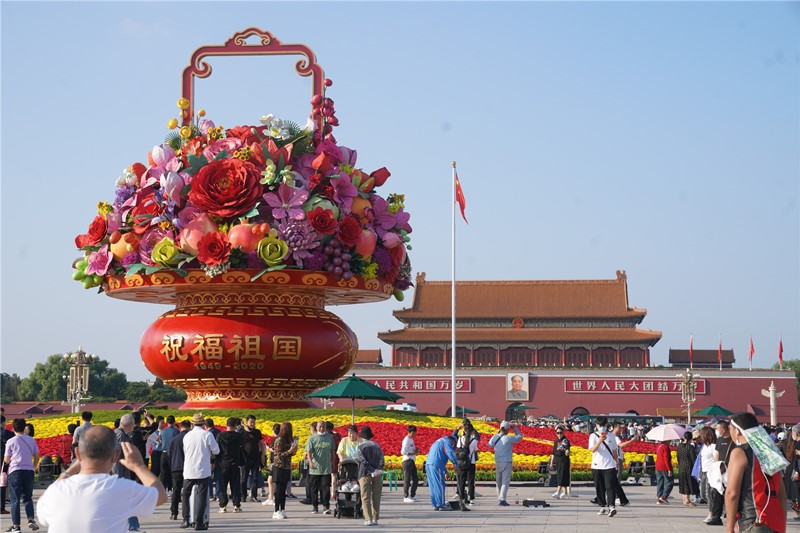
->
[1, 409, 798, 532]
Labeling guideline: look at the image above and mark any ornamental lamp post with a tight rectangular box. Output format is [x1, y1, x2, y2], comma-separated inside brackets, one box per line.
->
[676, 368, 700, 425]
[62, 346, 97, 414]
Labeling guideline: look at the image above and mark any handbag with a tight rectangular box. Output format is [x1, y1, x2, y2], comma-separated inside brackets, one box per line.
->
[0, 471, 7, 488]
[691, 451, 703, 481]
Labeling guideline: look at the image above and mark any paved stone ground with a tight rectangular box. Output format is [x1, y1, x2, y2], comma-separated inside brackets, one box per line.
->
[4, 482, 791, 532]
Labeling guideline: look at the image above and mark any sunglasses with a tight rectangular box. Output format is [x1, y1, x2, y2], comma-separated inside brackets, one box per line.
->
[556, 431, 564, 434]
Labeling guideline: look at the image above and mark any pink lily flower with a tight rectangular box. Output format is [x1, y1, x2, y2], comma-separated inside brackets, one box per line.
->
[263, 183, 308, 220]
[85, 245, 112, 276]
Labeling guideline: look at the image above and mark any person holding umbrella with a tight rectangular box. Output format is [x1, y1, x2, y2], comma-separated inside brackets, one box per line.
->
[655, 438, 674, 504]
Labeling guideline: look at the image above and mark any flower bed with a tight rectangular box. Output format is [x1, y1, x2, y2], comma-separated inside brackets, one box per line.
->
[17, 409, 666, 480]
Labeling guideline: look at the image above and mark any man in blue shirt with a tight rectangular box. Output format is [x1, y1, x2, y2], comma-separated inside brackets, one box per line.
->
[425, 436, 458, 510]
[488, 421, 523, 506]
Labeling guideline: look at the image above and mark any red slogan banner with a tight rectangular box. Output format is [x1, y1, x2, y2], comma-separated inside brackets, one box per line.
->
[369, 378, 472, 393]
[564, 378, 707, 394]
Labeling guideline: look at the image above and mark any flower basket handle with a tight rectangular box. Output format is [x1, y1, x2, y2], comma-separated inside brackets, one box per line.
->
[181, 28, 324, 126]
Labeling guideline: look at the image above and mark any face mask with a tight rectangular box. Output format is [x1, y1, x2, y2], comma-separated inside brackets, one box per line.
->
[715, 430, 721, 438]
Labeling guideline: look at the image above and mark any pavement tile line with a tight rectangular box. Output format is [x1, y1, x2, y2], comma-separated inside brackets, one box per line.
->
[10, 483, 754, 532]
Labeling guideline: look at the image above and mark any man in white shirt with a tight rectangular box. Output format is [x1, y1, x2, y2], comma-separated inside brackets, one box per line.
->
[37, 426, 167, 532]
[401, 426, 418, 503]
[589, 416, 619, 517]
[181, 413, 220, 530]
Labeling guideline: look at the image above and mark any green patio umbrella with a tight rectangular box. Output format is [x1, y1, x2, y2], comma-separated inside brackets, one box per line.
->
[307, 373, 403, 424]
[694, 404, 734, 417]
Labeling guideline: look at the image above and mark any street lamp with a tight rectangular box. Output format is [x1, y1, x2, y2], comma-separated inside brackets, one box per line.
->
[676, 368, 700, 425]
[62, 346, 97, 413]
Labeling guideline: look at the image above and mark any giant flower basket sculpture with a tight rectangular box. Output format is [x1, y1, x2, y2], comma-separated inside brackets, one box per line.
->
[72, 29, 412, 409]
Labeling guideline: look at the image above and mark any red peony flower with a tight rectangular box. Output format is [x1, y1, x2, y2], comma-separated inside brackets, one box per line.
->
[188, 158, 263, 219]
[307, 207, 338, 235]
[225, 125, 261, 146]
[337, 215, 362, 247]
[196, 231, 231, 266]
[75, 215, 107, 248]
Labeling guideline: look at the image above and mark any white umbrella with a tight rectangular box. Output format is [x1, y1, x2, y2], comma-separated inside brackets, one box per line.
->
[645, 423, 688, 442]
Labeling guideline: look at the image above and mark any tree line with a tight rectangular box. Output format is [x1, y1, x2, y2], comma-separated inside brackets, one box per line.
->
[1, 354, 186, 404]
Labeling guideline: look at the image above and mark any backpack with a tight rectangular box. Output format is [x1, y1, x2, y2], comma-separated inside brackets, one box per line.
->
[455, 445, 470, 470]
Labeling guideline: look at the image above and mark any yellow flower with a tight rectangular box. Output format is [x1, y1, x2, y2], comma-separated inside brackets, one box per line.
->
[177, 98, 190, 110]
[179, 126, 192, 139]
[257, 230, 289, 267]
[96, 201, 113, 216]
[198, 109, 206, 117]
[151, 237, 180, 267]
[167, 118, 178, 129]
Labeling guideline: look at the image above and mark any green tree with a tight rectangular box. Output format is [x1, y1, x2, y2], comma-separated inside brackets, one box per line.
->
[0, 373, 22, 403]
[124, 382, 152, 402]
[772, 359, 800, 401]
[18, 353, 128, 402]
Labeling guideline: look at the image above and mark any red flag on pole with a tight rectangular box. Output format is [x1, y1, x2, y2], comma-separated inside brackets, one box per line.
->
[779, 337, 784, 366]
[455, 172, 468, 224]
[689, 334, 693, 368]
[718, 336, 722, 369]
[749, 334, 754, 362]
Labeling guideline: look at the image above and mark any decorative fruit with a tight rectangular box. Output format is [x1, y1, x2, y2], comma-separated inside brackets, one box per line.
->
[110, 232, 140, 262]
[228, 223, 269, 252]
[355, 228, 377, 258]
[350, 197, 371, 225]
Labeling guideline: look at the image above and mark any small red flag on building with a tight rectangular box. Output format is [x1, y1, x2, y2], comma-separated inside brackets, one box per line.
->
[689, 334, 693, 368]
[718, 336, 722, 368]
[455, 172, 468, 224]
[748, 334, 754, 370]
[779, 337, 784, 367]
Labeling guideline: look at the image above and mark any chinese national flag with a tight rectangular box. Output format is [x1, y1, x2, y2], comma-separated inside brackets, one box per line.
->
[718, 337, 722, 364]
[689, 334, 693, 367]
[749, 335, 755, 363]
[455, 172, 468, 223]
[779, 337, 784, 366]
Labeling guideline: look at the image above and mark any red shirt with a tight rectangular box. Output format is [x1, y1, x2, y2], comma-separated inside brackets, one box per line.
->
[655, 443, 672, 472]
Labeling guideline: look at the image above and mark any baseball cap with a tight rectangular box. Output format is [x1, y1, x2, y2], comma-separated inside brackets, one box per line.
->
[500, 420, 510, 430]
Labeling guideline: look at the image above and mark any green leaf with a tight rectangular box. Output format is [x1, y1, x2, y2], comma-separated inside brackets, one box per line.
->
[169, 267, 188, 277]
[185, 154, 209, 176]
[242, 203, 260, 219]
[213, 150, 228, 161]
[144, 265, 164, 275]
[250, 269, 269, 281]
[268, 264, 287, 271]
[125, 264, 147, 277]
[180, 183, 192, 197]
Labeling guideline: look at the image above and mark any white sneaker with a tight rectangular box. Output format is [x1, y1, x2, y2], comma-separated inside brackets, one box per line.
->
[218, 507, 227, 513]
[372, 520, 379, 526]
[552, 491, 560, 498]
[403, 497, 414, 503]
[279, 510, 287, 519]
[598, 507, 608, 515]
[364, 520, 372, 526]
[608, 507, 617, 518]
[266, 498, 274, 505]
[273, 511, 281, 519]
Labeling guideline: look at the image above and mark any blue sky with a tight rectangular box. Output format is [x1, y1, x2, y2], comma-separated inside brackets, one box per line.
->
[2, 2, 798, 382]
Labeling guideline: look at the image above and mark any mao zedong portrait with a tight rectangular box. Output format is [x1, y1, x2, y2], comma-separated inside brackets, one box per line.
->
[506, 374, 528, 400]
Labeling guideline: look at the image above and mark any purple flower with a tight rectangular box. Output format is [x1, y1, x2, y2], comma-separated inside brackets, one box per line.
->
[338, 145, 357, 169]
[198, 119, 215, 135]
[294, 153, 317, 179]
[304, 250, 327, 271]
[138, 227, 173, 266]
[121, 252, 140, 267]
[394, 207, 412, 234]
[278, 219, 320, 267]
[143, 145, 182, 187]
[245, 251, 263, 269]
[114, 185, 136, 209]
[85, 245, 112, 276]
[331, 173, 358, 212]
[264, 183, 308, 220]
[372, 247, 392, 275]
[370, 196, 397, 237]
